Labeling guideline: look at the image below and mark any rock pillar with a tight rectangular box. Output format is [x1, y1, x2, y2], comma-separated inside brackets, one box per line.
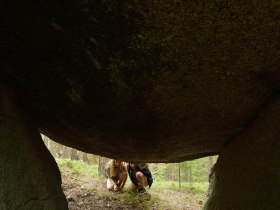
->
[0, 84, 68, 210]
[204, 97, 280, 210]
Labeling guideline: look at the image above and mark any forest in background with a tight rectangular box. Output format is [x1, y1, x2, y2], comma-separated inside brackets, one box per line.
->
[42, 134, 217, 186]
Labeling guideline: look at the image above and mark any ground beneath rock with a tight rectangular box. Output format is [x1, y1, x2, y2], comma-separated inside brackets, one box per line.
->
[61, 168, 204, 210]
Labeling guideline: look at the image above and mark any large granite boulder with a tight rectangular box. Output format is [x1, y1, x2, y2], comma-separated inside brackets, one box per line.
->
[1, 0, 279, 162]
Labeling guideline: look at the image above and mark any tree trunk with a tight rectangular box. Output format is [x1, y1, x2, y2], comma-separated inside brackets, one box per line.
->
[98, 157, 110, 177]
[178, 165, 181, 188]
[70, 148, 78, 160]
[188, 168, 192, 183]
[83, 152, 89, 164]
[87, 154, 98, 164]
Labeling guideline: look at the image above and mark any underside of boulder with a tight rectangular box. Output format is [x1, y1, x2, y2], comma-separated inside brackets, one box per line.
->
[1, 0, 279, 162]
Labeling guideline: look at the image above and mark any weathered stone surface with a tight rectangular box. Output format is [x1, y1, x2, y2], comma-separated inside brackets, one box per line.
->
[0, 84, 68, 210]
[204, 97, 280, 210]
[0, 1, 279, 162]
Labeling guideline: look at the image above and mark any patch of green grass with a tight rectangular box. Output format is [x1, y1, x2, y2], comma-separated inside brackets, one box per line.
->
[122, 190, 152, 209]
[124, 191, 138, 205]
[186, 182, 208, 194]
[84, 186, 96, 192]
[56, 158, 98, 177]
[152, 180, 208, 192]
[152, 180, 208, 206]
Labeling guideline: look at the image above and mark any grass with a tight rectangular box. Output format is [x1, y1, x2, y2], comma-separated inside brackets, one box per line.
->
[152, 180, 208, 192]
[122, 190, 153, 210]
[56, 158, 98, 177]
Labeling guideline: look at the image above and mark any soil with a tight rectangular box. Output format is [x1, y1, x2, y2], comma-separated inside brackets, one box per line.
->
[61, 168, 204, 210]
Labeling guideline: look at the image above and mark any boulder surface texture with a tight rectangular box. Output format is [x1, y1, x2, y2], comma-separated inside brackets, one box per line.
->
[1, 0, 279, 162]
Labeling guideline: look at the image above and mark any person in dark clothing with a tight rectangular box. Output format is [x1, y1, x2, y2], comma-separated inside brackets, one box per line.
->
[127, 162, 153, 194]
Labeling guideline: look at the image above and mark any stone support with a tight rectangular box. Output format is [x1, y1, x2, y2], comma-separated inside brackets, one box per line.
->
[0, 84, 68, 210]
[204, 97, 280, 210]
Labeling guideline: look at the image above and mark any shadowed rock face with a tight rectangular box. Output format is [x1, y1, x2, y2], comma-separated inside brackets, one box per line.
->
[0, 0, 279, 162]
[204, 97, 280, 210]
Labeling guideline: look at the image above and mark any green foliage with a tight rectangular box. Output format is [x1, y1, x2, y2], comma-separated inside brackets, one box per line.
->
[185, 182, 209, 194]
[186, 158, 209, 182]
[149, 156, 217, 183]
[151, 180, 208, 192]
[148, 163, 168, 181]
[56, 158, 98, 177]
[122, 191, 152, 210]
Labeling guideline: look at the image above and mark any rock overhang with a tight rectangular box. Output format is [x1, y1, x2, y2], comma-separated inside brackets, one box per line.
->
[0, 0, 279, 162]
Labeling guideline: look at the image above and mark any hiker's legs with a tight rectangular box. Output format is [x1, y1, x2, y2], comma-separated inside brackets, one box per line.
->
[130, 172, 148, 192]
[136, 171, 148, 189]
[106, 178, 114, 191]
